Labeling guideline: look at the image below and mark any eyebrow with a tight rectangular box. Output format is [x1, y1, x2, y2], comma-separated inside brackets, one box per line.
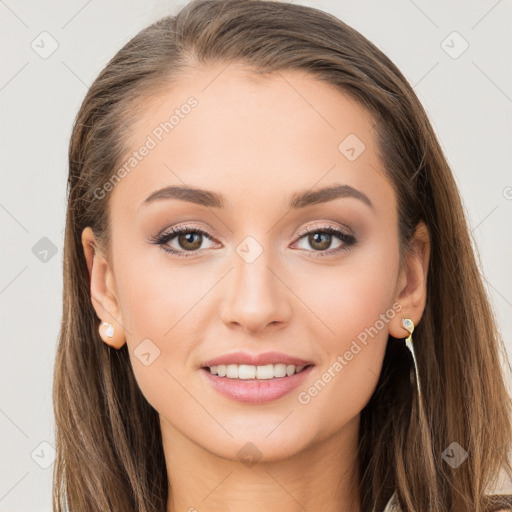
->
[140, 183, 373, 210]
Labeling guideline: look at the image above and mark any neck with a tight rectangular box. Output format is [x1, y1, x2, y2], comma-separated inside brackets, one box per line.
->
[162, 415, 362, 512]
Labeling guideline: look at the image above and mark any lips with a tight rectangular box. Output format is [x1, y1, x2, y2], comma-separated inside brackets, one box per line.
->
[200, 363, 315, 404]
[200, 350, 314, 368]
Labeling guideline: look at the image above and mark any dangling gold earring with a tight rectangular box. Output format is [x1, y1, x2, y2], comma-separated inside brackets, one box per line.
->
[401, 318, 425, 417]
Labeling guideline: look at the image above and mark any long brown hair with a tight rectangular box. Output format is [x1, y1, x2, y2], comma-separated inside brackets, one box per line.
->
[53, 1, 512, 510]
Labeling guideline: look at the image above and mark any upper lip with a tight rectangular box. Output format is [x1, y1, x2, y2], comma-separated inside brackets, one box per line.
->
[200, 351, 314, 368]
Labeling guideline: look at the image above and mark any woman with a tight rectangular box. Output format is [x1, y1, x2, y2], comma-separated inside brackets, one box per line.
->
[53, 0, 512, 510]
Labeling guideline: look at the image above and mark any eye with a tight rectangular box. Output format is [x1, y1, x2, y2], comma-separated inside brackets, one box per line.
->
[149, 225, 218, 258]
[292, 224, 356, 257]
[149, 223, 357, 259]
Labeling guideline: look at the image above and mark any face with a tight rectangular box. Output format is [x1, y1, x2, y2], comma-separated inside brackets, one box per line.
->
[83, 64, 428, 462]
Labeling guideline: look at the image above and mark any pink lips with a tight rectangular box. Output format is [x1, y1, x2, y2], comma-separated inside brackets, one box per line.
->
[199, 351, 315, 404]
[200, 351, 313, 368]
[200, 365, 314, 404]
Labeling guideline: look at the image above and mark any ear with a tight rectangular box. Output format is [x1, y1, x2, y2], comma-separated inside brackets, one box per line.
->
[389, 220, 431, 339]
[81, 226, 126, 349]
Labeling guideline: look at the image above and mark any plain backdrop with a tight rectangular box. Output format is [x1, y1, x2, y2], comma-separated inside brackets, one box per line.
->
[1, 0, 511, 510]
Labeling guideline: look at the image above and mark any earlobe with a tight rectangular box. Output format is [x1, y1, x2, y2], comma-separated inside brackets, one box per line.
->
[81, 226, 126, 349]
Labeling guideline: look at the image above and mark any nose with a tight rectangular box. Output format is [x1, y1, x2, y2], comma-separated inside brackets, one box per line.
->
[219, 242, 293, 334]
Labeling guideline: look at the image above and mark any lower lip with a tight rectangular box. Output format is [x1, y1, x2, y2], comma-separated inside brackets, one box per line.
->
[199, 365, 314, 404]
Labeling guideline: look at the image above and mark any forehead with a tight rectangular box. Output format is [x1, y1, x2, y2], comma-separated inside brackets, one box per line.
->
[110, 63, 394, 216]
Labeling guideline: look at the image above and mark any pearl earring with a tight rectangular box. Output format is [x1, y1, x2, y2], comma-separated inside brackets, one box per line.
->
[102, 322, 114, 338]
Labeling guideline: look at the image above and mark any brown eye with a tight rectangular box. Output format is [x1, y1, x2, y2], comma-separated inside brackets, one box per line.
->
[151, 225, 217, 257]
[178, 232, 203, 251]
[293, 225, 356, 257]
[307, 232, 332, 251]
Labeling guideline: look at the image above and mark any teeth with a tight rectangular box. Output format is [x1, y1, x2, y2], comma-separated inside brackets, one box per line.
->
[208, 363, 307, 379]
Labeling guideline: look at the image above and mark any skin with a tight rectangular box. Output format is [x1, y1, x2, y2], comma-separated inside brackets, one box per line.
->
[82, 63, 430, 512]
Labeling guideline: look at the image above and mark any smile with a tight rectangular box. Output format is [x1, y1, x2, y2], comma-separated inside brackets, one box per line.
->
[205, 363, 310, 379]
[199, 364, 315, 404]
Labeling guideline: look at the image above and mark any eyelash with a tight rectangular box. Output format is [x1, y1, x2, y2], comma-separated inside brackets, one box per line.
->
[149, 224, 357, 259]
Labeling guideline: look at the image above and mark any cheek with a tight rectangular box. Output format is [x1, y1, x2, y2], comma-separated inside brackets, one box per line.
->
[296, 233, 399, 351]
[114, 240, 207, 338]
[111, 244, 205, 404]
[115, 263, 204, 421]
[292, 237, 399, 414]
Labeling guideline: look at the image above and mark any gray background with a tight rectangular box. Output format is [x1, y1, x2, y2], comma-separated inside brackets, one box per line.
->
[1, 0, 511, 510]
